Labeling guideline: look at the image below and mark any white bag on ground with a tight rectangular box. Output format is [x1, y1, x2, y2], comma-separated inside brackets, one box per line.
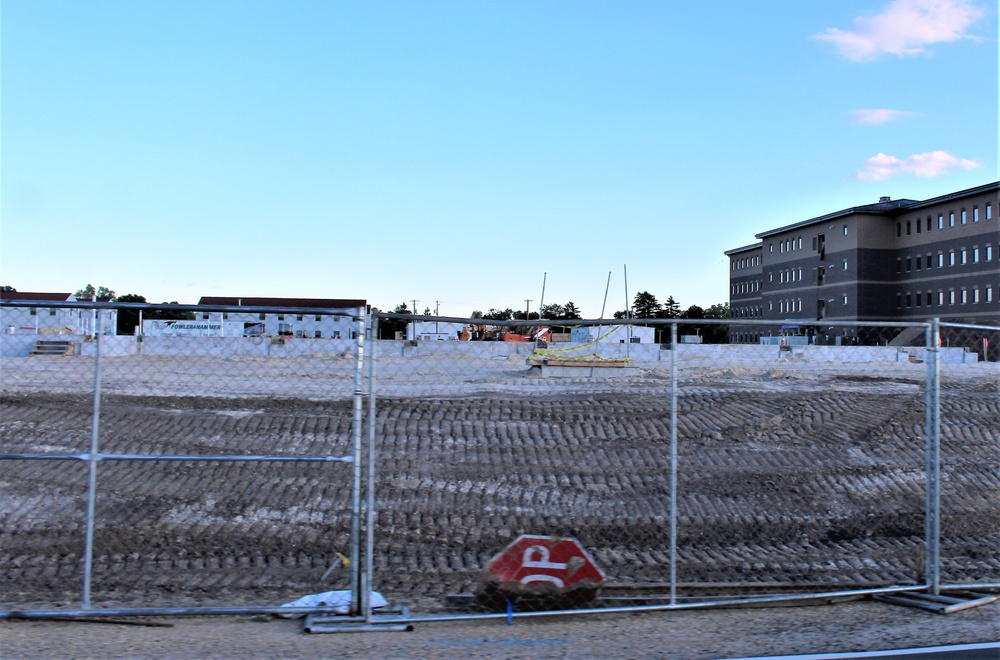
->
[279, 590, 388, 618]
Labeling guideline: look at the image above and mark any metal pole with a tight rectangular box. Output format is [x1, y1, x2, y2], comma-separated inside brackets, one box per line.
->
[669, 322, 678, 605]
[363, 315, 379, 623]
[623, 265, 631, 360]
[349, 310, 366, 615]
[600, 271, 611, 320]
[925, 318, 941, 594]
[82, 308, 105, 609]
[538, 272, 546, 318]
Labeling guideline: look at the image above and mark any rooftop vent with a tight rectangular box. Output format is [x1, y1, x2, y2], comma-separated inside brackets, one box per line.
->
[879, 196, 891, 203]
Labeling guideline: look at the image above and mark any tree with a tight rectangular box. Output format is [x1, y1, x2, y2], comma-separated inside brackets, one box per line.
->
[379, 303, 412, 339]
[145, 302, 195, 321]
[681, 305, 705, 319]
[661, 296, 681, 319]
[115, 293, 147, 335]
[631, 292, 661, 319]
[1, 285, 16, 293]
[702, 302, 730, 344]
[75, 284, 116, 301]
[482, 308, 515, 321]
[561, 302, 582, 320]
[540, 303, 564, 319]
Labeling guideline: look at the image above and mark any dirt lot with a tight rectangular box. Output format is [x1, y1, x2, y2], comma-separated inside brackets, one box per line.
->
[1, 354, 997, 617]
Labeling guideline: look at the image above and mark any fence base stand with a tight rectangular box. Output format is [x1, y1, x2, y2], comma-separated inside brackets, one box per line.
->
[304, 606, 413, 633]
[874, 591, 999, 614]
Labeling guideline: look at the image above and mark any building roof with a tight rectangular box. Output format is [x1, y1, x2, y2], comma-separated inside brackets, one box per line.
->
[0, 291, 73, 302]
[197, 296, 367, 309]
[755, 199, 917, 239]
[724, 243, 763, 256]
[753, 180, 999, 240]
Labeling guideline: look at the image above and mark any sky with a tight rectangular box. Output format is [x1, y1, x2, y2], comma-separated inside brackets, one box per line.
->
[2, 0, 997, 318]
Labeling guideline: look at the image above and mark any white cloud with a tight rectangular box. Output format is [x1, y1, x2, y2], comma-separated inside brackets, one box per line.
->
[856, 151, 981, 180]
[849, 109, 916, 125]
[814, 0, 985, 61]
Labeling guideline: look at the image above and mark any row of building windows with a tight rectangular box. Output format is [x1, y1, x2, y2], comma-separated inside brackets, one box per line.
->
[201, 313, 341, 322]
[731, 306, 762, 318]
[897, 286, 995, 308]
[731, 255, 761, 270]
[897, 203, 993, 237]
[731, 280, 762, 295]
[897, 245, 994, 273]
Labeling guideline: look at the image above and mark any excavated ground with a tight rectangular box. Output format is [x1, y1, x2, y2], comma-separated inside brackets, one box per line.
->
[1, 357, 998, 614]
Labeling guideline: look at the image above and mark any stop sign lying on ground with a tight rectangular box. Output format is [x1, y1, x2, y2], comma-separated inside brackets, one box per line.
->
[486, 535, 605, 590]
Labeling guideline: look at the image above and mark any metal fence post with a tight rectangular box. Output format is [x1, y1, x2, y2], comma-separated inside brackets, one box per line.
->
[669, 322, 678, 606]
[363, 314, 379, 622]
[924, 318, 941, 594]
[82, 308, 104, 610]
[349, 310, 366, 615]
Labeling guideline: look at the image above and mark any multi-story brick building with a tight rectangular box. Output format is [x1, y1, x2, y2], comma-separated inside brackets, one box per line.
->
[725, 181, 999, 344]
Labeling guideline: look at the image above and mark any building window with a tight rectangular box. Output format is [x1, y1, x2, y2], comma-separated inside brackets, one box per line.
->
[259, 313, 266, 320]
[926, 216, 931, 232]
[896, 293, 902, 308]
[843, 225, 848, 236]
[905, 293, 912, 307]
[961, 209, 966, 224]
[906, 220, 911, 235]
[960, 249, 967, 265]
[315, 315, 322, 321]
[916, 219, 921, 234]
[222, 312, 228, 320]
[974, 206, 979, 222]
[842, 294, 848, 305]
[961, 290, 967, 304]
[926, 254, 932, 269]
[949, 291, 955, 305]
[938, 214, 944, 229]
[973, 247, 979, 263]
[769, 243, 773, 252]
[798, 237, 802, 249]
[938, 291, 944, 306]
[202, 313, 209, 320]
[49, 309, 56, 316]
[315, 331, 322, 338]
[949, 212, 955, 227]
[915, 256, 921, 271]
[896, 258, 902, 274]
[973, 288, 980, 304]
[926, 292, 932, 306]
[29, 309, 37, 316]
[949, 251, 955, 266]
[987, 203, 993, 219]
[905, 256, 911, 271]
[843, 259, 847, 270]
[277, 314, 285, 321]
[297, 314, 304, 321]
[987, 286, 994, 303]
[896, 222, 901, 237]
[987, 245, 993, 262]
[938, 253, 944, 268]
[915, 293, 921, 307]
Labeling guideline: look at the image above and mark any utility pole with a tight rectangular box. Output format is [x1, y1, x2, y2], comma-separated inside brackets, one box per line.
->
[524, 299, 532, 320]
[410, 300, 419, 341]
[435, 301, 440, 333]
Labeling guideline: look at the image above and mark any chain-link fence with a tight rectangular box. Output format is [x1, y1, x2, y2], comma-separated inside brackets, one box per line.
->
[1, 305, 997, 622]
[1, 301, 366, 615]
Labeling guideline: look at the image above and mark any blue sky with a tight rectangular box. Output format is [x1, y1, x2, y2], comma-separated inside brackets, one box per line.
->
[2, 0, 997, 317]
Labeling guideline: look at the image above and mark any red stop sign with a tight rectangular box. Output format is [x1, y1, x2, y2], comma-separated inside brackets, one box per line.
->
[486, 535, 605, 590]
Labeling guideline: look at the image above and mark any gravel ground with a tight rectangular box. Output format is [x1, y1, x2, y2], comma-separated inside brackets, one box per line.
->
[2, 599, 998, 659]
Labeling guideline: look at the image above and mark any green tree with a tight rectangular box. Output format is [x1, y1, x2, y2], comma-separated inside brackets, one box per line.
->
[561, 302, 582, 320]
[378, 303, 412, 339]
[145, 302, 195, 321]
[702, 302, 730, 344]
[75, 284, 116, 301]
[482, 308, 515, 321]
[115, 293, 147, 335]
[540, 303, 564, 319]
[1, 285, 16, 293]
[661, 296, 681, 318]
[631, 292, 661, 319]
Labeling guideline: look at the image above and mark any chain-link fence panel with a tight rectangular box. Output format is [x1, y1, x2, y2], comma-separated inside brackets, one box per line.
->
[364, 314, 999, 616]
[1, 302, 365, 612]
[934, 321, 1000, 590]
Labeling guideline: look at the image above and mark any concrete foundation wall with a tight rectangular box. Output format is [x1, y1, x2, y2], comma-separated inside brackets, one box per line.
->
[0, 335, 977, 364]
